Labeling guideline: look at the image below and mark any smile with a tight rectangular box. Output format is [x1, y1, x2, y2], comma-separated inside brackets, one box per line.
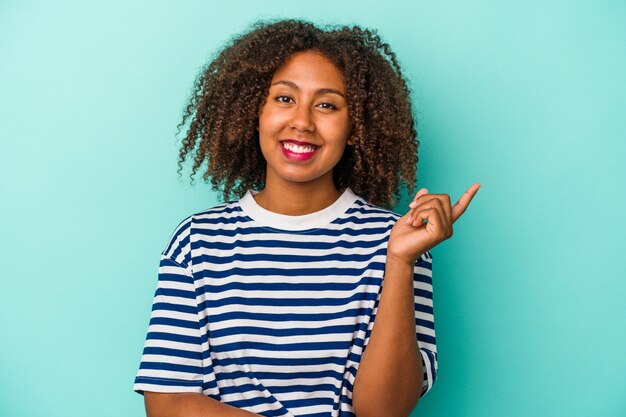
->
[280, 141, 319, 161]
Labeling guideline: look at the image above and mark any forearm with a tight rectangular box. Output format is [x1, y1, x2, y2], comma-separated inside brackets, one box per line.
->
[144, 392, 263, 417]
[352, 256, 423, 417]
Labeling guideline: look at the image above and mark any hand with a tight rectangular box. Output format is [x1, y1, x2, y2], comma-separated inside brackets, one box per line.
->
[387, 183, 481, 266]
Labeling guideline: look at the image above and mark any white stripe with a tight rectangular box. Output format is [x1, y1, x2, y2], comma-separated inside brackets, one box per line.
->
[215, 362, 346, 375]
[134, 382, 202, 394]
[207, 316, 368, 331]
[210, 331, 355, 347]
[196, 271, 385, 286]
[288, 403, 333, 415]
[216, 374, 342, 388]
[143, 338, 202, 352]
[194, 256, 389, 272]
[148, 324, 199, 337]
[152, 294, 197, 307]
[137, 369, 202, 381]
[201, 299, 377, 317]
[151, 309, 198, 322]
[159, 264, 194, 276]
[420, 348, 433, 393]
[198, 285, 384, 301]
[141, 354, 202, 367]
[415, 295, 434, 307]
[213, 348, 356, 360]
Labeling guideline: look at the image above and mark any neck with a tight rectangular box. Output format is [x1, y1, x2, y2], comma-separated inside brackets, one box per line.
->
[253, 176, 343, 216]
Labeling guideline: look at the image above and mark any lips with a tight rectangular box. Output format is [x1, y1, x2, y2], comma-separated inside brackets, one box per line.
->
[279, 140, 319, 161]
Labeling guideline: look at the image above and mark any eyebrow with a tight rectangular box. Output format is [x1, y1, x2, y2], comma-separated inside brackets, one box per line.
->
[271, 80, 346, 98]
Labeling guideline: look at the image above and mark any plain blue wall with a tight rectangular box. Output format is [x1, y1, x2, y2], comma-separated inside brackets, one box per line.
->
[1, 1, 624, 416]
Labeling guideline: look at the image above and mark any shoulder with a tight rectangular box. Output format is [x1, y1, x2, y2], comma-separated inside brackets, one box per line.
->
[161, 198, 244, 264]
[347, 195, 403, 223]
[349, 194, 433, 265]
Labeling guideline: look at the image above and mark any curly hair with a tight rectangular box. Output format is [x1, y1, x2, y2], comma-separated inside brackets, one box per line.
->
[177, 19, 419, 209]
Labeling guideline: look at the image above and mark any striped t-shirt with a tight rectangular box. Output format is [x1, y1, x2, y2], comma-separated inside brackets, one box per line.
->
[134, 187, 438, 416]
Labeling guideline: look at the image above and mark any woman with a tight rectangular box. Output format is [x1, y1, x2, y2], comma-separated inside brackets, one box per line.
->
[134, 19, 480, 417]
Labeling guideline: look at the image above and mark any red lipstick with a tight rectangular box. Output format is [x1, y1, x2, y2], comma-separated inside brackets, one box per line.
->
[279, 140, 319, 161]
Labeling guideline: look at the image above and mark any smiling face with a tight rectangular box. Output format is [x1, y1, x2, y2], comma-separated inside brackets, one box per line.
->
[258, 50, 354, 193]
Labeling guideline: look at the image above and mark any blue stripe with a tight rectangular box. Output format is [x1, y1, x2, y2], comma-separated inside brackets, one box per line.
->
[216, 354, 346, 368]
[202, 292, 378, 309]
[417, 333, 437, 345]
[219, 382, 338, 396]
[192, 225, 393, 238]
[192, 248, 388, 265]
[193, 215, 253, 225]
[149, 317, 199, 330]
[191, 237, 388, 252]
[413, 273, 433, 284]
[282, 396, 336, 409]
[215, 368, 343, 382]
[146, 331, 201, 345]
[158, 272, 193, 284]
[159, 255, 190, 270]
[414, 288, 434, 298]
[211, 324, 358, 338]
[416, 317, 436, 330]
[139, 361, 203, 375]
[199, 265, 386, 280]
[142, 346, 202, 360]
[199, 307, 375, 324]
[267, 383, 339, 395]
[212, 340, 352, 353]
[347, 202, 396, 216]
[194, 204, 241, 217]
[134, 376, 201, 387]
[201, 275, 383, 293]
[415, 304, 434, 315]
[334, 214, 397, 224]
[157, 288, 196, 299]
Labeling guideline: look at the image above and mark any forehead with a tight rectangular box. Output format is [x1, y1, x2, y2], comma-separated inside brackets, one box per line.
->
[271, 50, 345, 91]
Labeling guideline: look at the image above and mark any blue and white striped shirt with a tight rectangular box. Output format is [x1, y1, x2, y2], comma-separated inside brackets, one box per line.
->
[134, 187, 437, 416]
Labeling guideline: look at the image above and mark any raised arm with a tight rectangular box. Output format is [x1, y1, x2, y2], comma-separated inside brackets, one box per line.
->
[353, 184, 479, 417]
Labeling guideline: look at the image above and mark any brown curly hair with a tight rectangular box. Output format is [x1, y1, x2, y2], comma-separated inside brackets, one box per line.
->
[177, 19, 419, 209]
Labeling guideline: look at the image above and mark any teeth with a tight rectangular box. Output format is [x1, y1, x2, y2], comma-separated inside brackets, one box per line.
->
[282, 142, 316, 153]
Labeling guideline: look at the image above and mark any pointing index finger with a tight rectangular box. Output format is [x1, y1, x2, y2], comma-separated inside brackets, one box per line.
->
[451, 183, 481, 223]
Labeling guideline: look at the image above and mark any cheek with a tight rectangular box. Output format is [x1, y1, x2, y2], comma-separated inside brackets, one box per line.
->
[258, 113, 270, 133]
[320, 117, 352, 144]
[259, 108, 288, 134]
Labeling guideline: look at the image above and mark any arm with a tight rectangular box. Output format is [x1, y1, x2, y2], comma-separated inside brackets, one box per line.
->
[353, 184, 479, 417]
[144, 392, 263, 417]
[352, 256, 423, 417]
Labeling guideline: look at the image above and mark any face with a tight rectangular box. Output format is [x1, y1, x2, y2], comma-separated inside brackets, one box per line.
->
[258, 50, 353, 191]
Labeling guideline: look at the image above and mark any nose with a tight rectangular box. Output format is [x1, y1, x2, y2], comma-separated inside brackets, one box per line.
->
[290, 103, 315, 132]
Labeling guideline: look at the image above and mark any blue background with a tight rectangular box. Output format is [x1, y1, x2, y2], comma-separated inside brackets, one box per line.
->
[1, 1, 624, 416]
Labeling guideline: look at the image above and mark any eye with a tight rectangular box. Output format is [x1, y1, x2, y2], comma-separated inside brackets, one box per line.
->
[318, 102, 337, 110]
[275, 95, 294, 104]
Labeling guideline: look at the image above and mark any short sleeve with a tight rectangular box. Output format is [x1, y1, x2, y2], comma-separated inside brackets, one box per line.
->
[134, 217, 208, 394]
[415, 251, 438, 398]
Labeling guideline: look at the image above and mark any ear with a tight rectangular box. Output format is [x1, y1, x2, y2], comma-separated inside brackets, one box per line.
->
[347, 123, 356, 145]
